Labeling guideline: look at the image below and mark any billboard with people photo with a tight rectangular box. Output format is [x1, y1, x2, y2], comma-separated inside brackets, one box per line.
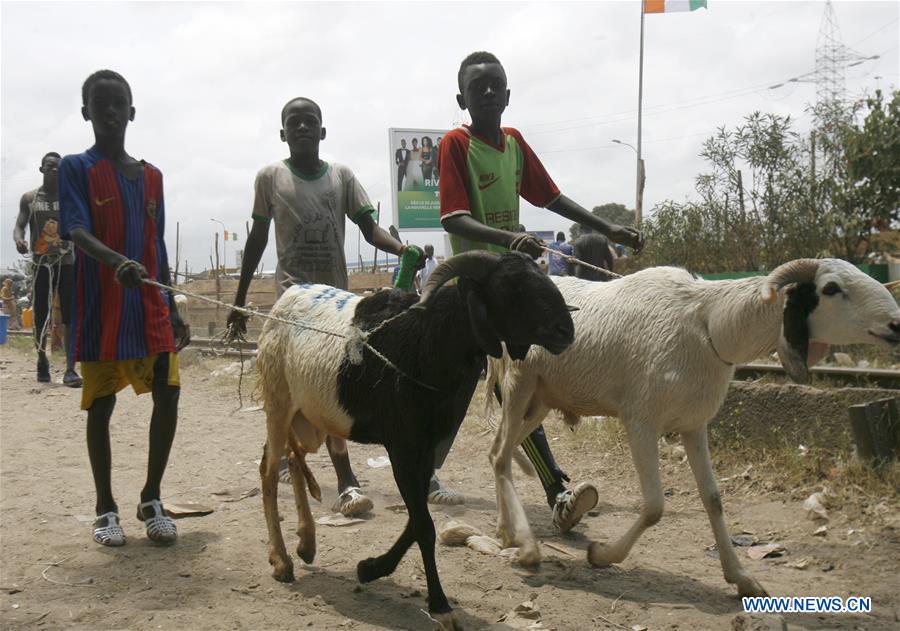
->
[389, 128, 447, 230]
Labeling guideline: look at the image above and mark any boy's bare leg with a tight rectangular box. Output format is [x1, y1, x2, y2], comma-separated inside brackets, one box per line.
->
[141, 384, 179, 504]
[87, 394, 117, 515]
[326, 436, 373, 516]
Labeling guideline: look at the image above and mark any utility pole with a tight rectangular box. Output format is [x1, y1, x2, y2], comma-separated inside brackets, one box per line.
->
[214, 232, 221, 322]
[636, 1, 646, 227]
[211, 218, 226, 273]
[613, 139, 644, 227]
[174, 221, 180, 285]
[371, 201, 381, 273]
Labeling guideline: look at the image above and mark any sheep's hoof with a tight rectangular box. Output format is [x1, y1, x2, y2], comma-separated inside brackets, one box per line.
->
[494, 526, 517, 549]
[735, 575, 768, 598]
[270, 558, 295, 583]
[357, 557, 387, 583]
[296, 539, 316, 565]
[586, 541, 616, 567]
[515, 542, 542, 568]
[430, 610, 463, 630]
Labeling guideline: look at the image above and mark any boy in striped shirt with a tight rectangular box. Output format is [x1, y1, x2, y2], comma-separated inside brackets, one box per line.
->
[60, 70, 190, 547]
[435, 51, 644, 532]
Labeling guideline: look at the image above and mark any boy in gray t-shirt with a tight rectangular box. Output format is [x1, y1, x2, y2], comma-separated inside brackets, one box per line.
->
[229, 97, 414, 517]
[252, 158, 374, 295]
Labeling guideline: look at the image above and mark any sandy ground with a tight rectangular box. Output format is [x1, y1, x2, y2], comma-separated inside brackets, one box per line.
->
[1, 341, 899, 631]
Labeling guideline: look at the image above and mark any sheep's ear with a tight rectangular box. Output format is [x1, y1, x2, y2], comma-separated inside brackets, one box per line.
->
[462, 281, 503, 359]
[777, 283, 819, 384]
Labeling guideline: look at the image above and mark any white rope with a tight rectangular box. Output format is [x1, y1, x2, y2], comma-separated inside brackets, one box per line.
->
[541, 246, 623, 280]
[141, 279, 438, 392]
[29, 252, 66, 356]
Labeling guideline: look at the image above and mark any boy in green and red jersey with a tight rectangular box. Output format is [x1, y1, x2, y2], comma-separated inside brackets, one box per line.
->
[435, 51, 645, 532]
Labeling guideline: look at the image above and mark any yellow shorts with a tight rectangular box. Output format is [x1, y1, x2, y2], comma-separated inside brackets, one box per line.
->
[80, 353, 180, 411]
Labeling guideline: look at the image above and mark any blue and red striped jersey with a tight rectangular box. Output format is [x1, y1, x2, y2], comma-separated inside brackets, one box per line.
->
[59, 146, 175, 362]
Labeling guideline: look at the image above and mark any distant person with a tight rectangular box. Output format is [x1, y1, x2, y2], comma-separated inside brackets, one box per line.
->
[394, 138, 410, 191]
[13, 152, 82, 386]
[59, 69, 191, 546]
[226, 96, 418, 517]
[547, 231, 573, 276]
[571, 229, 615, 281]
[415, 244, 438, 289]
[1, 279, 18, 330]
[435, 51, 644, 531]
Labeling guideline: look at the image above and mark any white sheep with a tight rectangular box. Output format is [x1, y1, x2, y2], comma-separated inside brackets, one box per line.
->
[487, 258, 900, 597]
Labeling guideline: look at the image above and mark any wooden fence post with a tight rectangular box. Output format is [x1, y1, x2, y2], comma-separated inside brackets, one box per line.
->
[848, 397, 900, 464]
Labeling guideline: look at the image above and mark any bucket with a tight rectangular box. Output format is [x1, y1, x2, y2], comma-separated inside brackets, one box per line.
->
[22, 307, 33, 329]
[0, 313, 9, 344]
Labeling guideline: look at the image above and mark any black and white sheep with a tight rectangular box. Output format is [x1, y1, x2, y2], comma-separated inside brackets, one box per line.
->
[487, 258, 900, 597]
[255, 250, 575, 629]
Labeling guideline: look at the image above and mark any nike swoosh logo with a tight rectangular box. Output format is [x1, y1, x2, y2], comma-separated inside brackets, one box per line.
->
[95, 197, 115, 206]
[478, 177, 501, 190]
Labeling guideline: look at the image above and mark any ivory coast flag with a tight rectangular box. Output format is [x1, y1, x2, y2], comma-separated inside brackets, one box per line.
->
[644, 0, 707, 13]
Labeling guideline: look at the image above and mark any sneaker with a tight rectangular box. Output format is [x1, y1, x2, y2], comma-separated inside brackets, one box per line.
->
[332, 487, 374, 517]
[552, 482, 599, 533]
[36, 358, 50, 383]
[63, 370, 83, 388]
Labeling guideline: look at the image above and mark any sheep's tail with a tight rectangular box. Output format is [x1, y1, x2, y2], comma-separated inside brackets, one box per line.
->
[484, 357, 537, 479]
[483, 358, 501, 430]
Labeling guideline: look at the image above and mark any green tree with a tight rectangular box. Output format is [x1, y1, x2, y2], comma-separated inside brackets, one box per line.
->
[569, 202, 636, 240]
[824, 89, 900, 261]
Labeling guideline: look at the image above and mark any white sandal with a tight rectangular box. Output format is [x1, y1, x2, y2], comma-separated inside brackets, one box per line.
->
[93, 511, 126, 546]
[136, 499, 177, 544]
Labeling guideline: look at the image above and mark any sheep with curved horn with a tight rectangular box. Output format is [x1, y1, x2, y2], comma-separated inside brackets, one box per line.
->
[487, 257, 900, 598]
[255, 249, 574, 629]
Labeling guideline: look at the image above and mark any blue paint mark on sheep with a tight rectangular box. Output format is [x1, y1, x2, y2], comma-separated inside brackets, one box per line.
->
[335, 295, 353, 311]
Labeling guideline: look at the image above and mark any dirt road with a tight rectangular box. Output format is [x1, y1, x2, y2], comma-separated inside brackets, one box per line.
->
[1, 343, 897, 630]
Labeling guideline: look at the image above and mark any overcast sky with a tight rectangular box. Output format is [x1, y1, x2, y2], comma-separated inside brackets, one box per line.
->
[2, 0, 897, 274]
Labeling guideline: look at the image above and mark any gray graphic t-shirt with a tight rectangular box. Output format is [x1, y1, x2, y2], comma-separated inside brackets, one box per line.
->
[29, 187, 75, 265]
[252, 160, 375, 294]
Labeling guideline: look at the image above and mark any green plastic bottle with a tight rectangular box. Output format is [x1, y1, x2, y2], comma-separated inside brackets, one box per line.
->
[393, 245, 423, 290]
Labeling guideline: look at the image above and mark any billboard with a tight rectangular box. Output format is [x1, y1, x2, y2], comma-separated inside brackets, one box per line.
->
[389, 128, 449, 231]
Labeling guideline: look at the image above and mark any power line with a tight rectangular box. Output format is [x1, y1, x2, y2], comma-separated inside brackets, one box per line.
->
[521, 79, 779, 131]
[848, 17, 898, 48]
[538, 130, 711, 155]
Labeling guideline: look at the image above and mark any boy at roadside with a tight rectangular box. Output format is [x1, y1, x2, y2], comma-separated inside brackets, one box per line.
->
[547, 231, 573, 276]
[13, 152, 82, 385]
[434, 51, 644, 532]
[415, 243, 438, 290]
[572, 227, 616, 281]
[227, 97, 416, 517]
[59, 70, 190, 547]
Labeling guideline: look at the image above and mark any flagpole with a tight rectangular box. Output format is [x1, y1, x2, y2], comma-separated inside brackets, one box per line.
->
[636, 1, 645, 228]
